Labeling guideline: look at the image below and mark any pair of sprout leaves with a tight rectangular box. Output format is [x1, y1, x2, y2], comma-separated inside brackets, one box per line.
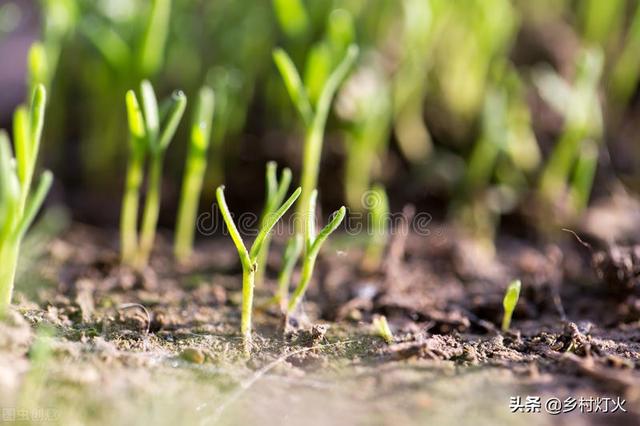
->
[122, 80, 186, 267]
[0, 85, 52, 308]
[216, 163, 346, 344]
[126, 81, 187, 158]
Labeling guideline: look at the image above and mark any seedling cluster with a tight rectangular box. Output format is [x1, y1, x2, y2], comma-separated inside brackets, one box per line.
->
[4, 1, 624, 361]
[120, 80, 187, 269]
[0, 85, 53, 313]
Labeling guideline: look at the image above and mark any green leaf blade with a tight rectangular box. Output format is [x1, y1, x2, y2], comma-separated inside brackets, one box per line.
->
[140, 80, 160, 144]
[216, 186, 251, 271]
[157, 90, 187, 151]
[273, 48, 313, 125]
[310, 206, 346, 258]
[250, 187, 301, 260]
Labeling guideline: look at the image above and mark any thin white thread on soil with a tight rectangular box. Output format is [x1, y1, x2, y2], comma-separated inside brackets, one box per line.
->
[199, 339, 356, 425]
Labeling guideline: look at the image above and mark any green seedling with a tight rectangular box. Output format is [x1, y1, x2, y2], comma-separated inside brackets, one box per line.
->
[174, 86, 215, 263]
[454, 63, 539, 243]
[120, 80, 187, 268]
[81, 0, 171, 78]
[0, 85, 53, 314]
[535, 48, 603, 218]
[501, 279, 521, 332]
[337, 58, 392, 211]
[255, 162, 293, 287]
[216, 185, 301, 350]
[75, 0, 172, 180]
[302, 9, 355, 107]
[361, 184, 389, 272]
[393, 0, 435, 162]
[287, 190, 346, 315]
[372, 315, 394, 344]
[273, 44, 358, 239]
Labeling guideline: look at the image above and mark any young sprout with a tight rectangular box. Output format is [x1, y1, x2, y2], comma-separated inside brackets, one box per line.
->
[336, 59, 392, 211]
[120, 80, 187, 268]
[455, 63, 538, 243]
[393, 0, 435, 162]
[287, 190, 346, 315]
[216, 185, 301, 350]
[0, 85, 53, 313]
[536, 49, 603, 217]
[372, 315, 394, 344]
[273, 44, 358, 238]
[255, 162, 293, 287]
[120, 91, 147, 264]
[501, 279, 521, 332]
[362, 184, 389, 272]
[174, 86, 215, 263]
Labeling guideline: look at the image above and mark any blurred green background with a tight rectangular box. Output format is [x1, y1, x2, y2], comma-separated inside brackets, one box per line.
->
[1, 0, 639, 240]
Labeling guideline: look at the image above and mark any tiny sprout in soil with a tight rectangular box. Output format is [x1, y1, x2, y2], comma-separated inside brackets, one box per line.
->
[362, 184, 389, 272]
[502, 279, 521, 332]
[373, 315, 394, 344]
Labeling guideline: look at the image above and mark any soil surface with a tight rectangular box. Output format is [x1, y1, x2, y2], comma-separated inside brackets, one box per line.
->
[1, 216, 640, 426]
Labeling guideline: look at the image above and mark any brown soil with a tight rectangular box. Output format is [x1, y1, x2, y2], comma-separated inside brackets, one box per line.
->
[1, 218, 640, 426]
